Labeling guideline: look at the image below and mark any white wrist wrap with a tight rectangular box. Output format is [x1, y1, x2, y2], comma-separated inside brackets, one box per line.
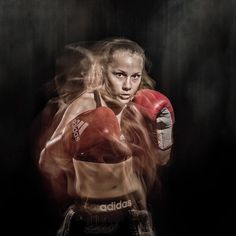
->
[155, 107, 173, 150]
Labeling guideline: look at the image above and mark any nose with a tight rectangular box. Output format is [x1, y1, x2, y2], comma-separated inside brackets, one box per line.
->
[122, 78, 131, 91]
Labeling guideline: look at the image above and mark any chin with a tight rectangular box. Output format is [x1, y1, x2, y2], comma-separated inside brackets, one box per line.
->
[117, 98, 130, 106]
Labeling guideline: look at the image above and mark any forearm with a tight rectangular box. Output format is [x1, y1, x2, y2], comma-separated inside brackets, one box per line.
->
[39, 134, 74, 201]
[39, 134, 64, 173]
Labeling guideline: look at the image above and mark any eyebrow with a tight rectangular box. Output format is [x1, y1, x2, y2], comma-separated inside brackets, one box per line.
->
[113, 70, 141, 75]
[113, 69, 126, 73]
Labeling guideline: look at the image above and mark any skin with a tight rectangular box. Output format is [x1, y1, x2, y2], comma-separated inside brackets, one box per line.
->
[104, 50, 143, 106]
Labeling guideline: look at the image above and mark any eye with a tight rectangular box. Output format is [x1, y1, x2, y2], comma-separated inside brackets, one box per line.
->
[132, 74, 141, 80]
[113, 72, 126, 79]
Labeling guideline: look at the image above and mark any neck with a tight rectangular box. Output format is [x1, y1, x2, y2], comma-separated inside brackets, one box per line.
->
[100, 91, 126, 114]
[99, 91, 127, 126]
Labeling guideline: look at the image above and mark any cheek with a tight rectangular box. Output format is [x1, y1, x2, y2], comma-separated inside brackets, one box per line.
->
[105, 74, 119, 95]
[132, 80, 141, 90]
[107, 74, 121, 89]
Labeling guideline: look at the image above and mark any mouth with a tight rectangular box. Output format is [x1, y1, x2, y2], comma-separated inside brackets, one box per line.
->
[119, 94, 132, 100]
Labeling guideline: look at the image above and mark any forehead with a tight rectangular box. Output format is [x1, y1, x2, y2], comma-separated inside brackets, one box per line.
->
[109, 50, 143, 70]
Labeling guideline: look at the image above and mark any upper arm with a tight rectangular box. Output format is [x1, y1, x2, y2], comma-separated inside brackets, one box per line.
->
[39, 92, 96, 169]
[50, 92, 96, 140]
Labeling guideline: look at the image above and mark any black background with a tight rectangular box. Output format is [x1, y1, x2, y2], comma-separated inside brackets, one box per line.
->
[0, 0, 235, 235]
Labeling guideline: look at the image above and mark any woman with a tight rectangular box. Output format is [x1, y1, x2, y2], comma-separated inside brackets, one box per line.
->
[38, 38, 175, 236]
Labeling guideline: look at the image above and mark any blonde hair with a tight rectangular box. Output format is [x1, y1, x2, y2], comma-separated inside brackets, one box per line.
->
[89, 37, 156, 90]
[53, 37, 156, 107]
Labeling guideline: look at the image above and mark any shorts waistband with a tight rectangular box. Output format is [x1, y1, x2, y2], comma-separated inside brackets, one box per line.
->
[73, 191, 145, 214]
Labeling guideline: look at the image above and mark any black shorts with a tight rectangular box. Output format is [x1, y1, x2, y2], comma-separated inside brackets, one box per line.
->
[57, 204, 155, 236]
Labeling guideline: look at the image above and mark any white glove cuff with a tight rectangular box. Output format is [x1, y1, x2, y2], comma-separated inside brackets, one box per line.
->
[156, 128, 173, 150]
[155, 107, 173, 150]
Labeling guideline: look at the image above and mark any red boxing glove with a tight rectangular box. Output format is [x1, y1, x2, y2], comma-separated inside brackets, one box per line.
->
[62, 107, 130, 163]
[133, 89, 175, 150]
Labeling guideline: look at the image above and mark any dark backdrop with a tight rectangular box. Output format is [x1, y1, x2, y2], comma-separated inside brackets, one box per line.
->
[0, 0, 235, 235]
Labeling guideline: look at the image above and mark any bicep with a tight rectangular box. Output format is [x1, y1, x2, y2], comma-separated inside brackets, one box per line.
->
[50, 106, 77, 140]
[39, 93, 96, 170]
[50, 93, 96, 140]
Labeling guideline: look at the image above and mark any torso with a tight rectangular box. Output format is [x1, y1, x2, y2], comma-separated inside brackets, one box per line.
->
[64, 90, 142, 200]
[73, 156, 142, 199]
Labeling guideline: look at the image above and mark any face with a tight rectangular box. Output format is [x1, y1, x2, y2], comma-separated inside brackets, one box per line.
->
[105, 50, 143, 105]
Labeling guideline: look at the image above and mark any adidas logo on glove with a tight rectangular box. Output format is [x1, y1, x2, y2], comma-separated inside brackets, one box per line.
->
[100, 200, 132, 212]
[72, 118, 89, 142]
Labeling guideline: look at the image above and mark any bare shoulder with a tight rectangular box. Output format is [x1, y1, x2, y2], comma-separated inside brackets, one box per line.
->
[65, 91, 96, 121]
[50, 91, 96, 139]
